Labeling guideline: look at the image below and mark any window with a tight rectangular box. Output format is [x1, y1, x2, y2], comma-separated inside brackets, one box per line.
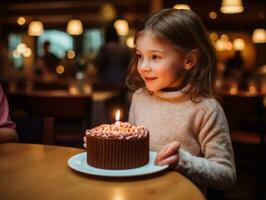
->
[38, 30, 73, 58]
[83, 28, 103, 55]
[9, 33, 23, 69]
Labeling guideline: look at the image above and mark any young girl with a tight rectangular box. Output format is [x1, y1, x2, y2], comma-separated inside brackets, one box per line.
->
[85, 8, 236, 192]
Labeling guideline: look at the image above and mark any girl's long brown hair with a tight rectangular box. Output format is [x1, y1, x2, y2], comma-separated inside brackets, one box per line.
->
[126, 9, 217, 102]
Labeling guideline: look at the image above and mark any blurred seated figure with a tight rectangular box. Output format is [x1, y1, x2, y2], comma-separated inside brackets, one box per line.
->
[0, 85, 18, 143]
[95, 24, 132, 86]
[37, 41, 61, 79]
[224, 50, 243, 81]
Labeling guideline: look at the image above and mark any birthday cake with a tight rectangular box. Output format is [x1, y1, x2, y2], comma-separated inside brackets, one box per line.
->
[86, 122, 149, 169]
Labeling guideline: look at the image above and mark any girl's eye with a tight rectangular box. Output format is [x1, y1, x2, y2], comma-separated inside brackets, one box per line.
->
[152, 55, 161, 61]
[137, 54, 142, 60]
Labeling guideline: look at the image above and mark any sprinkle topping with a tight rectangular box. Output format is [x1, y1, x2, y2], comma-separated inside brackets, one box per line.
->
[86, 122, 149, 139]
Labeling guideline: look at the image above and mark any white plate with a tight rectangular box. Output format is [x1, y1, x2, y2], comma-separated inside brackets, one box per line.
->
[68, 151, 169, 177]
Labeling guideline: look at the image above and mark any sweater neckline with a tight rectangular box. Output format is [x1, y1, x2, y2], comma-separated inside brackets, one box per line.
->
[153, 84, 191, 100]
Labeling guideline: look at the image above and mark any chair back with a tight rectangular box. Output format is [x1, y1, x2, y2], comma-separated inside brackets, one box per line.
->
[27, 93, 92, 145]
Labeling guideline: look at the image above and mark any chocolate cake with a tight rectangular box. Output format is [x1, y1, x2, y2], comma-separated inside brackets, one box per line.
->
[86, 122, 149, 169]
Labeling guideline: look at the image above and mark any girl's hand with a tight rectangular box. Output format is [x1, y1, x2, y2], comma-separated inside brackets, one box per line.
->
[83, 136, 87, 148]
[155, 141, 180, 168]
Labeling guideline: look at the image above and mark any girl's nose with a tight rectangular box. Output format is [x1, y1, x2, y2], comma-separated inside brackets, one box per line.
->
[139, 60, 152, 71]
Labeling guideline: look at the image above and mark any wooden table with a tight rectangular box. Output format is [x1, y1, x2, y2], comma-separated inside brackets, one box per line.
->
[0, 143, 205, 200]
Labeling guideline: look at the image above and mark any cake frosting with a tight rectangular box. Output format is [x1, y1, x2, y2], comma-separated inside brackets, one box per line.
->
[86, 122, 149, 139]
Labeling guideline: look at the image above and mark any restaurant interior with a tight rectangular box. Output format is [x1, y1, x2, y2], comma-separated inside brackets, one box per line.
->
[0, 0, 265, 199]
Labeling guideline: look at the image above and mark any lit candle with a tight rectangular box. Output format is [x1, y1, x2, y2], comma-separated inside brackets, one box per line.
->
[115, 110, 120, 126]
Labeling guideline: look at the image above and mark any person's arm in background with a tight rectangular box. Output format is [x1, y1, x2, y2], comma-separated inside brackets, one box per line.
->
[0, 85, 18, 143]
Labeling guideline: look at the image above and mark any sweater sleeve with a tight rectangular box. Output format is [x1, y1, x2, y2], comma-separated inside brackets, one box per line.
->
[175, 106, 236, 191]
[0, 86, 16, 130]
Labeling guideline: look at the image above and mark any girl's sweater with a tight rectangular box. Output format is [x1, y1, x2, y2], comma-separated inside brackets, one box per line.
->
[128, 87, 236, 191]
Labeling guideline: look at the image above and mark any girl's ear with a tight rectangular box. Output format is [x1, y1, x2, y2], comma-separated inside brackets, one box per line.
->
[184, 49, 198, 70]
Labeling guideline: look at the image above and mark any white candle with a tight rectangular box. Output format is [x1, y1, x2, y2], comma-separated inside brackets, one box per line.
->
[115, 110, 121, 126]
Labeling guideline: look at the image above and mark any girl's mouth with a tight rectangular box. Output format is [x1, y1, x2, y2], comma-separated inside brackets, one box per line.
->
[145, 77, 157, 82]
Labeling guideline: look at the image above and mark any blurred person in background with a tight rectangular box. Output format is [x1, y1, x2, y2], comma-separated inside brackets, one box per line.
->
[37, 41, 61, 79]
[95, 24, 132, 86]
[224, 50, 243, 81]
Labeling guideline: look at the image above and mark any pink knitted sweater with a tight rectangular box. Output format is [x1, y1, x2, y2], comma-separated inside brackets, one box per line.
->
[128, 88, 236, 191]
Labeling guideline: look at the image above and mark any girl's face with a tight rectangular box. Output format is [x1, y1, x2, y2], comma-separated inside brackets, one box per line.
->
[136, 32, 186, 92]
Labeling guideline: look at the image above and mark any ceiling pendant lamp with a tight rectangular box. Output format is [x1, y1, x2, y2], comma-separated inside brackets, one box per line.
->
[67, 19, 83, 35]
[28, 20, 44, 36]
[220, 0, 244, 14]
[114, 19, 129, 36]
[252, 29, 266, 43]
[173, 4, 191, 10]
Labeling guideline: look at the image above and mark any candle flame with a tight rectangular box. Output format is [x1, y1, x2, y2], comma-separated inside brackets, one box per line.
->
[115, 110, 120, 121]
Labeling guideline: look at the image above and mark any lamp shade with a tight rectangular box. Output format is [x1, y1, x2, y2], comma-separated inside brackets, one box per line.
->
[67, 19, 83, 35]
[220, 0, 244, 14]
[28, 21, 44, 36]
[233, 38, 245, 50]
[114, 19, 129, 36]
[173, 4, 191, 10]
[252, 29, 266, 43]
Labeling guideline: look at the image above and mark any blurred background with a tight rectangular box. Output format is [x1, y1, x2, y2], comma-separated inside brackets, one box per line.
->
[0, 1, 265, 199]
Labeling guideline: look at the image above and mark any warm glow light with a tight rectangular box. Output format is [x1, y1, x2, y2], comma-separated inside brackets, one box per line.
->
[112, 187, 124, 200]
[210, 32, 218, 42]
[56, 65, 64, 74]
[126, 37, 134, 48]
[215, 79, 223, 89]
[115, 110, 120, 122]
[229, 87, 238, 95]
[12, 50, 20, 58]
[229, 82, 238, 95]
[100, 3, 117, 21]
[17, 17, 26, 25]
[209, 11, 217, 19]
[249, 86, 257, 94]
[221, 34, 229, 40]
[248, 81, 258, 94]
[215, 34, 233, 51]
[23, 48, 32, 57]
[173, 4, 191, 10]
[233, 38, 245, 51]
[220, 0, 244, 14]
[114, 19, 129, 36]
[28, 21, 44, 36]
[67, 50, 75, 59]
[252, 29, 266, 43]
[17, 43, 27, 54]
[258, 64, 266, 74]
[69, 86, 79, 95]
[84, 84, 92, 94]
[76, 72, 84, 80]
[15, 43, 32, 58]
[67, 19, 83, 35]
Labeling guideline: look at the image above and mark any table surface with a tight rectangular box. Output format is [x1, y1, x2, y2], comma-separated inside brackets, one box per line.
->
[0, 143, 205, 200]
